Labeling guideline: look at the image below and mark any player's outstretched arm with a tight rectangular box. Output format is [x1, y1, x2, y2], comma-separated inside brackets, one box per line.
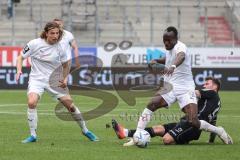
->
[71, 39, 80, 67]
[59, 61, 70, 88]
[16, 54, 24, 82]
[165, 52, 185, 75]
[174, 52, 185, 66]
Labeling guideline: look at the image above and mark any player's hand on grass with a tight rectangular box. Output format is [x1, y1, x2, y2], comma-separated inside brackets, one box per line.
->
[58, 79, 68, 88]
[16, 71, 22, 82]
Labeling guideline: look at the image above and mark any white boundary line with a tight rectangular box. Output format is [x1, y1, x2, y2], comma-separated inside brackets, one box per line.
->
[0, 111, 240, 119]
[0, 101, 113, 107]
[0, 103, 56, 107]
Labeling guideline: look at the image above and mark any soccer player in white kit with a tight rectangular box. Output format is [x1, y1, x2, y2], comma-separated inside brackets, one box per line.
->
[132, 26, 232, 144]
[16, 22, 98, 143]
[53, 18, 80, 68]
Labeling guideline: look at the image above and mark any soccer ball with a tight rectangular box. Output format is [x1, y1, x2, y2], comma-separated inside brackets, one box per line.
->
[133, 130, 151, 148]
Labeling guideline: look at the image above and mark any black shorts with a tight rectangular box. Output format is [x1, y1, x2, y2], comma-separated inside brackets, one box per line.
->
[163, 120, 202, 144]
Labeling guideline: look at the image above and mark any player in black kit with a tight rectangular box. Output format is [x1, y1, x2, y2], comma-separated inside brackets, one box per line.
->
[112, 77, 233, 145]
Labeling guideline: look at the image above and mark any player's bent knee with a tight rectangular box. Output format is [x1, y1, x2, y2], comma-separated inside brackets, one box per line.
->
[147, 96, 167, 111]
[28, 99, 37, 108]
[163, 134, 175, 145]
[147, 101, 157, 111]
[27, 93, 39, 108]
[186, 114, 200, 128]
[184, 105, 200, 128]
[188, 119, 200, 128]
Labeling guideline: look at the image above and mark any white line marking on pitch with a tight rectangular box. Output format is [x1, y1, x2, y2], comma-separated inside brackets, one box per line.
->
[1, 111, 240, 119]
[0, 103, 56, 107]
[0, 102, 100, 107]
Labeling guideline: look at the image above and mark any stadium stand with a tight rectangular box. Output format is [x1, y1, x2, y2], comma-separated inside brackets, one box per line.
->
[0, 0, 239, 46]
[200, 16, 240, 46]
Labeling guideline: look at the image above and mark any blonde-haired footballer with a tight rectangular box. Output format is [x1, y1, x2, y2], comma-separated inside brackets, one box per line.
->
[16, 21, 98, 143]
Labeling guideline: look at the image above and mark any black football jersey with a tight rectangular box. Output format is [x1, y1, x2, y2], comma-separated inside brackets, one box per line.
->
[197, 89, 221, 124]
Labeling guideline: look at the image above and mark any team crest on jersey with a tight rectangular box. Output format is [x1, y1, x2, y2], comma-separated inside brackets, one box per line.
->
[23, 45, 30, 54]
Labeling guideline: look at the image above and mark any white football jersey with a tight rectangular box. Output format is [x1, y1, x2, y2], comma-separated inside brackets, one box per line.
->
[21, 38, 68, 82]
[60, 30, 74, 60]
[164, 41, 195, 90]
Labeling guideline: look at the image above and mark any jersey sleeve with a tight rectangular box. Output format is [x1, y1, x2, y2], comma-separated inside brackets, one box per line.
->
[175, 43, 187, 55]
[200, 89, 217, 99]
[66, 31, 74, 45]
[59, 45, 68, 63]
[21, 40, 34, 59]
[69, 32, 74, 42]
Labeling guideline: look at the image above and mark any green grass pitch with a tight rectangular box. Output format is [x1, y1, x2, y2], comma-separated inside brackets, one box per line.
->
[0, 90, 239, 160]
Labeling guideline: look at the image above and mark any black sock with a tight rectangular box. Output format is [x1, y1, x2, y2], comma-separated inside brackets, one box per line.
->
[128, 127, 156, 137]
[128, 129, 136, 137]
[145, 127, 156, 137]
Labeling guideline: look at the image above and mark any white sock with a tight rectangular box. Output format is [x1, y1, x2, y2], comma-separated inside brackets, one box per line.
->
[27, 108, 37, 138]
[71, 107, 88, 133]
[124, 129, 128, 137]
[199, 120, 221, 135]
[136, 108, 153, 131]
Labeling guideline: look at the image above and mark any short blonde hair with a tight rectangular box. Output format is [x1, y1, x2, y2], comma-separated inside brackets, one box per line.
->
[40, 21, 63, 42]
[53, 18, 63, 22]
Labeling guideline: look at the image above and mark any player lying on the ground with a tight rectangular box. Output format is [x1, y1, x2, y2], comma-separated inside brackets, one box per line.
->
[112, 77, 233, 145]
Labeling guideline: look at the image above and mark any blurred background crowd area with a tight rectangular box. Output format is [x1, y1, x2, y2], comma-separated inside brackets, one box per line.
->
[0, 0, 240, 47]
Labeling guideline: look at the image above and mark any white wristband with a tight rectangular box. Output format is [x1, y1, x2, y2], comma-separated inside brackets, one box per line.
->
[171, 65, 176, 69]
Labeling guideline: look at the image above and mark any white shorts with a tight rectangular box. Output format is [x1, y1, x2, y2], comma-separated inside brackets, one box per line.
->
[161, 88, 197, 110]
[27, 79, 69, 99]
